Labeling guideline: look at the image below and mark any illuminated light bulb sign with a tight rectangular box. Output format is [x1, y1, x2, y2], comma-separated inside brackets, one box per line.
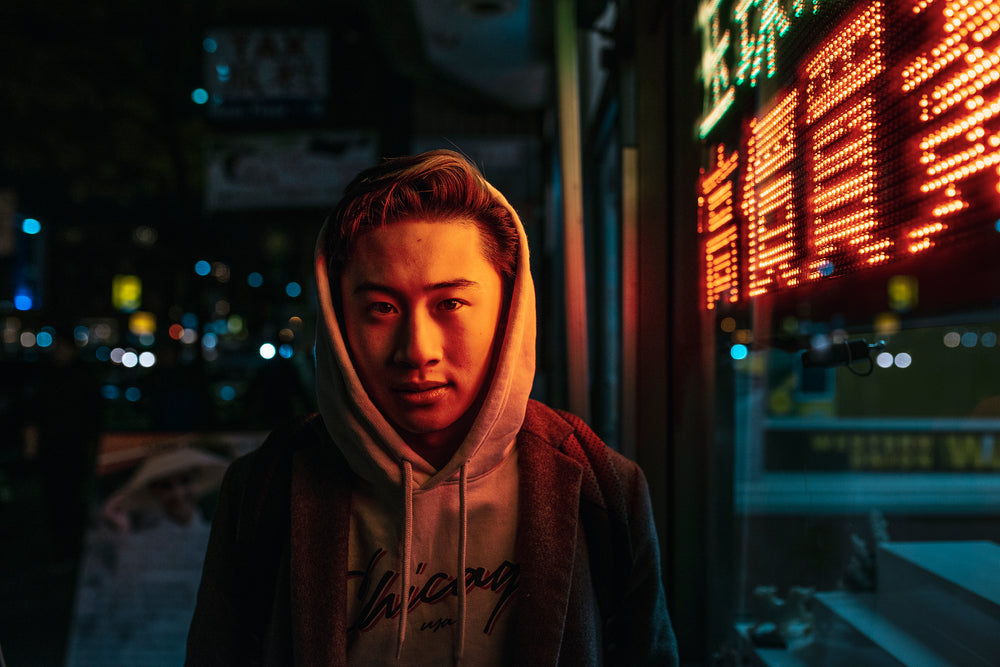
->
[699, 145, 741, 309]
[803, 3, 888, 277]
[696, 0, 1000, 310]
[743, 89, 800, 297]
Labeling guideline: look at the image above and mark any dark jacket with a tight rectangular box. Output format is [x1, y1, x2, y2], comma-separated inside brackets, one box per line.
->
[186, 400, 677, 666]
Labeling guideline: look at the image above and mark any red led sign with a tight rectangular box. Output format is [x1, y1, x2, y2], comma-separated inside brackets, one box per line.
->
[697, 0, 1000, 310]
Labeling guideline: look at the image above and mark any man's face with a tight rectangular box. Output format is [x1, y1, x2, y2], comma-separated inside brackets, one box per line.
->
[339, 219, 505, 448]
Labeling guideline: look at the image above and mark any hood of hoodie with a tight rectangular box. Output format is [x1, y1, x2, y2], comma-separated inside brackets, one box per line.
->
[313, 180, 536, 494]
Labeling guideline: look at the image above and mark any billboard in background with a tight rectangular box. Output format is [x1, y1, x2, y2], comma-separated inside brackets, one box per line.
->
[205, 131, 376, 211]
[202, 27, 329, 121]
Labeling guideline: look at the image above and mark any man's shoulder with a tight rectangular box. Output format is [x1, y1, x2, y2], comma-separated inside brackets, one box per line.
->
[521, 399, 636, 468]
[520, 399, 642, 514]
[225, 413, 326, 488]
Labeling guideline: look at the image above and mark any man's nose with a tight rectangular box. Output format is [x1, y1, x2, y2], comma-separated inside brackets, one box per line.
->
[393, 309, 442, 368]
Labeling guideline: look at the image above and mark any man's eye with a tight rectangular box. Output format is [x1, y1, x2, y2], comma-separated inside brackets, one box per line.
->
[438, 299, 464, 311]
[368, 302, 397, 315]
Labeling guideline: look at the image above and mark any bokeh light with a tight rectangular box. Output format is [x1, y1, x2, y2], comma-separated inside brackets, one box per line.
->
[194, 260, 211, 276]
[259, 343, 276, 360]
[286, 281, 302, 298]
[730, 343, 748, 360]
[943, 331, 961, 348]
[876, 352, 894, 368]
[21, 218, 41, 235]
[894, 352, 912, 369]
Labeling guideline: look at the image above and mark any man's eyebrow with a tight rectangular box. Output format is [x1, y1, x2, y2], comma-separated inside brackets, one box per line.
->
[352, 279, 481, 296]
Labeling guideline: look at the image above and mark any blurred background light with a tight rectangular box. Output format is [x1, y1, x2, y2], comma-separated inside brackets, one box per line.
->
[982, 332, 997, 348]
[202, 37, 217, 53]
[943, 331, 961, 348]
[202, 332, 218, 349]
[961, 332, 978, 348]
[36, 331, 53, 348]
[112, 275, 142, 312]
[894, 352, 912, 369]
[14, 292, 33, 311]
[101, 385, 121, 400]
[73, 326, 90, 344]
[139, 351, 156, 368]
[124, 387, 142, 402]
[247, 272, 263, 288]
[191, 88, 209, 104]
[110, 348, 125, 364]
[219, 385, 236, 401]
[279, 344, 294, 359]
[227, 315, 244, 334]
[259, 343, 276, 360]
[121, 351, 139, 368]
[21, 218, 41, 235]
[20, 332, 36, 348]
[194, 260, 211, 276]
[876, 352, 894, 368]
[730, 343, 748, 360]
[285, 281, 302, 298]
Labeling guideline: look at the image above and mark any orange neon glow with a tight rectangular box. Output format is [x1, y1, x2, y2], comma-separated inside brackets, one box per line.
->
[698, 144, 740, 309]
[804, 2, 890, 277]
[743, 90, 799, 297]
[696, 0, 1000, 310]
[905, 0, 1000, 253]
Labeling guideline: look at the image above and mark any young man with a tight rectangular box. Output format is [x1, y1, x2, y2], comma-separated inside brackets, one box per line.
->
[186, 150, 677, 665]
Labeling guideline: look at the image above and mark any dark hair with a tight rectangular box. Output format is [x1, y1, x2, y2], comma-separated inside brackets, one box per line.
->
[324, 149, 519, 288]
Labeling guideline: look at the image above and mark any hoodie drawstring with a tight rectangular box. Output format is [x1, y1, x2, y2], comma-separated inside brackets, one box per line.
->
[395, 461, 470, 665]
[455, 463, 468, 664]
[397, 460, 414, 660]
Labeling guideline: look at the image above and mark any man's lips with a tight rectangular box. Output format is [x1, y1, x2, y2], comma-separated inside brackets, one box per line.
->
[391, 381, 451, 405]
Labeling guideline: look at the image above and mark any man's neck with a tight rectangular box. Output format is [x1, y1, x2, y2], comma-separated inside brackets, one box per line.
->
[398, 412, 475, 470]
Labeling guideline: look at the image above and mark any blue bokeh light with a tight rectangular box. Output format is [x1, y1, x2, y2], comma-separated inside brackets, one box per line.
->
[14, 293, 33, 311]
[730, 343, 749, 360]
[191, 88, 209, 105]
[22, 218, 41, 235]
[195, 260, 212, 276]
[219, 385, 237, 401]
[203, 37, 218, 53]
[36, 331, 53, 348]
[286, 281, 302, 298]
[247, 272, 264, 288]
[279, 344, 294, 359]
[101, 385, 121, 400]
[124, 387, 142, 402]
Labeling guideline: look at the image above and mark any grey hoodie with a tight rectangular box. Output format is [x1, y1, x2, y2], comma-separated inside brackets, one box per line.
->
[313, 180, 536, 664]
